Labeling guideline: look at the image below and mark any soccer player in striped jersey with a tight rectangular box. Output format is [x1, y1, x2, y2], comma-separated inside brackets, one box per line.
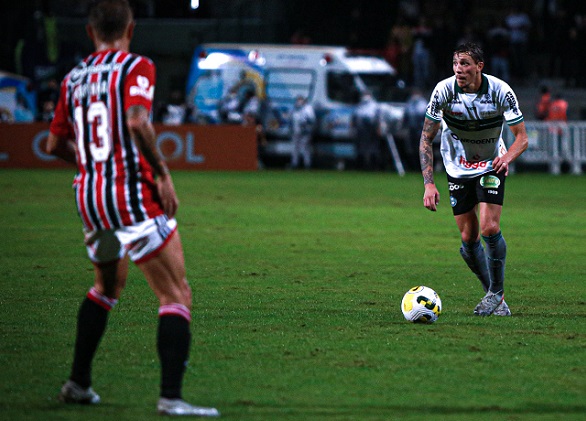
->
[47, 0, 219, 416]
[419, 42, 528, 317]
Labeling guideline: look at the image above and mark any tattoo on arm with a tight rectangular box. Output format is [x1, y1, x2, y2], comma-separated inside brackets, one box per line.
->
[419, 119, 439, 185]
[127, 105, 169, 177]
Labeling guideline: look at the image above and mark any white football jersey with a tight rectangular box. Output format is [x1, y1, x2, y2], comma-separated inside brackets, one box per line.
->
[425, 74, 524, 178]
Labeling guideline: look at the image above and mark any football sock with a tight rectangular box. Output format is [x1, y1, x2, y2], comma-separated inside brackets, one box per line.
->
[460, 240, 491, 292]
[157, 305, 191, 400]
[70, 288, 117, 388]
[482, 231, 507, 296]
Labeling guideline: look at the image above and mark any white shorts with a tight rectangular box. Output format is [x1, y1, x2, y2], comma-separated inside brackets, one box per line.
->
[84, 215, 178, 264]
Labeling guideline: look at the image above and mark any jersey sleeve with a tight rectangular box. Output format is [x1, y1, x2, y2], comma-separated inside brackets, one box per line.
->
[123, 57, 156, 113]
[499, 84, 524, 126]
[425, 82, 446, 122]
[49, 78, 74, 139]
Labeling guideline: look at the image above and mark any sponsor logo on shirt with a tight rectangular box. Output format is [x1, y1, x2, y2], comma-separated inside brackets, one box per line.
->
[130, 75, 154, 100]
[450, 133, 498, 144]
[459, 156, 489, 169]
[70, 62, 122, 83]
[427, 91, 443, 117]
[504, 91, 519, 115]
[446, 110, 464, 116]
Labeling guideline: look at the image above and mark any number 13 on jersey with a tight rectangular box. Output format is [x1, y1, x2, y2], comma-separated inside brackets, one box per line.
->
[74, 101, 112, 165]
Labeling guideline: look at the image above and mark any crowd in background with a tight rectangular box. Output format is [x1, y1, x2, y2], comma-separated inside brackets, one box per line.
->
[2, 0, 586, 123]
[370, 1, 586, 90]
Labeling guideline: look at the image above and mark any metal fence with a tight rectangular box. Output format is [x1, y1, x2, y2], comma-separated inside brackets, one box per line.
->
[503, 121, 586, 175]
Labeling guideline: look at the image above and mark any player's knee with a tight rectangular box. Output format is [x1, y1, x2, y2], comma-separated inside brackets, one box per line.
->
[481, 223, 500, 238]
[460, 232, 478, 244]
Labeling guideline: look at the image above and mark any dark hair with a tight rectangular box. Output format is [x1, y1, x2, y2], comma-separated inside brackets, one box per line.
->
[453, 42, 484, 64]
[88, 0, 133, 43]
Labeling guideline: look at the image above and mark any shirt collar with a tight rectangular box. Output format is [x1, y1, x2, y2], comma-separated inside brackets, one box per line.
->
[454, 74, 489, 95]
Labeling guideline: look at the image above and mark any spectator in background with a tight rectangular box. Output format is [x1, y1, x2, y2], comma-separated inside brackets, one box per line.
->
[545, 93, 568, 122]
[485, 18, 511, 82]
[535, 85, 551, 120]
[352, 91, 382, 170]
[389, 17, 413, 83]
[545, 93, 569, 164]
[411, 17, 433, 89]
[157, 89, 193, 125]
[242, 89, 261, 127]
[289, 95, 315, 169]
[505, 4, 531, 80]
[383, 34, 402, 71]
[428, 15, 459, 81]
[402, 88, 428, 171]
[242, 90, 267, 169]
[231, 70, 256, 111]
[38, 96, 56, 122]
[37, 77, 60, 122]
[218, 87, 242, 124]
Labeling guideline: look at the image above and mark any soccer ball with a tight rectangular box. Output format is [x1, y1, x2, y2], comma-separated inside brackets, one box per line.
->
[401, 286, 442, 323]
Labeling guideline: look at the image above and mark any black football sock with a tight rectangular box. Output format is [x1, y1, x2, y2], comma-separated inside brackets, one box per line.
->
[157, 314, 191, 400]
[70, 297, 110, 388]
[482, 231, 507, 296]
[460, 240, 491, 292]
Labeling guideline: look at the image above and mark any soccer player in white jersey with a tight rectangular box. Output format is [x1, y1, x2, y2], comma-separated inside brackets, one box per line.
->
[419, 42, 528, 316]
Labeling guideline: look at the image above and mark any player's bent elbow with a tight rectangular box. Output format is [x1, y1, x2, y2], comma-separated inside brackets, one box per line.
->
[126, 115, 148, 133]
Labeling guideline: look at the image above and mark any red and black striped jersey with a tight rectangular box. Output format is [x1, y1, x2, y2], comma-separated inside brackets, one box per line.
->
[50, 49, 164, 231]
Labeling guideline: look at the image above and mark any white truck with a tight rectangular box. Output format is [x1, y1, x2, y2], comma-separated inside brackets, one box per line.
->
[185, 43, 407, 169]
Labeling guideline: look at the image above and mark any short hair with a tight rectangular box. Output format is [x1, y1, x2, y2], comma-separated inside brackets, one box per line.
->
[453, 42, 484, 64]
[88, 0, 133, 43]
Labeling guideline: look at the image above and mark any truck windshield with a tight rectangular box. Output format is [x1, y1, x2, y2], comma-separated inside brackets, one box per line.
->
[358, 73, 407, 103]
[326, 72, 360, 104]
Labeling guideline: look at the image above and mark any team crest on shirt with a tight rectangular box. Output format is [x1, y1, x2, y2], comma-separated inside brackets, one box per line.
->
[130, 75, 154, 100]
[480, 93, 494, 104]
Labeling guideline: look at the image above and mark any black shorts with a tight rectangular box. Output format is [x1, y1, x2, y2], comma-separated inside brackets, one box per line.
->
[447, 171, 506, 215]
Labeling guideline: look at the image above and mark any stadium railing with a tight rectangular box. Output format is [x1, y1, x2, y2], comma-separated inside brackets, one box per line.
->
[504, 121, 586, 175]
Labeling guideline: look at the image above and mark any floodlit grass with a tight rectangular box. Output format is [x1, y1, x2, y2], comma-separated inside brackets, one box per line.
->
[0, 169, 584, 421]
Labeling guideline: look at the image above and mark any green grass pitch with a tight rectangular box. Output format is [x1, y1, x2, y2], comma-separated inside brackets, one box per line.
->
[0, 169, 584, 421]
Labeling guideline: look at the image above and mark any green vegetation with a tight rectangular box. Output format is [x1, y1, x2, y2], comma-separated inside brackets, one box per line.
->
[0, 169, 584, 421]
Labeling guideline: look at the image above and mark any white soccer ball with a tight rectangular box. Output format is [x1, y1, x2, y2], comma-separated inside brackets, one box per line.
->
[401, 286, 442, 323]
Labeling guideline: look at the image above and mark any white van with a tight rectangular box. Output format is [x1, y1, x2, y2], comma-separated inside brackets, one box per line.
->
[185, 43, 407, 163]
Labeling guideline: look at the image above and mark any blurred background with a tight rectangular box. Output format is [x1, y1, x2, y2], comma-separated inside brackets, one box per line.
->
[2, 0, 586, 119]
[1, 0, 585, 174]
